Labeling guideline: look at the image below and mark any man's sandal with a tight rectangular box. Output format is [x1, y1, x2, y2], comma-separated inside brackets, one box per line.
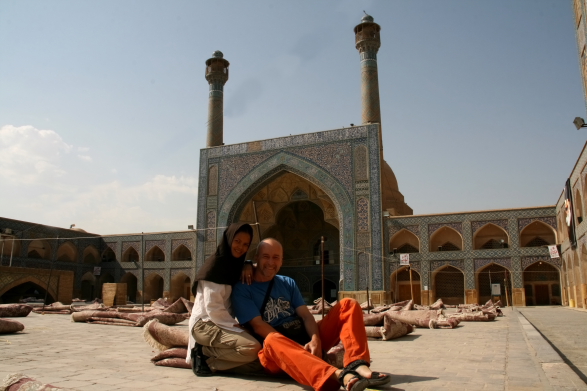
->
[338, 369, 369, 391]
[191, 342, 213, 377]
[343, 360, 391, 387]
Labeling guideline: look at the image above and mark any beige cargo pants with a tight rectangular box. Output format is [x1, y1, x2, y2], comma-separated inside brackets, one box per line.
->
[192, 319, 262, 371]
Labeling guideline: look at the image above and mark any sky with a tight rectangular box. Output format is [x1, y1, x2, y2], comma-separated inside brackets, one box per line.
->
[1, 0, 586, 235]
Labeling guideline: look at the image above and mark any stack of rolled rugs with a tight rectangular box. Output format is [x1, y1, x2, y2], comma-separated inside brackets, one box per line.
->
[366, 299, 460, 333]
[71, 297, 192, 327]
[448, 299, 503, 321]
[0, 304, 32, 334]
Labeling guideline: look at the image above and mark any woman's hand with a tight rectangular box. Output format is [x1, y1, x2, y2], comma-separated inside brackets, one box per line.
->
[241, 263, 254, 285]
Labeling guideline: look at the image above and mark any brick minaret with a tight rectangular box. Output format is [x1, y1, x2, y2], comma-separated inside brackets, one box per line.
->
[205, 50, 230, 147]
[354, 13, 383, 157]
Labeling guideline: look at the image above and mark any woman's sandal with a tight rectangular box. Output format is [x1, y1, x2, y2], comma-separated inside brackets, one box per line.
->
[344, 359, 391, 387]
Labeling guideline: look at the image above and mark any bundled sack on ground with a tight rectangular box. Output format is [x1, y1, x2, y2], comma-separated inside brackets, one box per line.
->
[0, 373, 77, 390]
[142, 319, 346, 370]
[0, 304, 33, 317]
[71, 297, 191, 326]
[384, 309, 460, 329]
[32, 302, 72, 315]
[0, 318, 25, 334]
[307, 297, 333, 314]
[364, 312, 415, 340]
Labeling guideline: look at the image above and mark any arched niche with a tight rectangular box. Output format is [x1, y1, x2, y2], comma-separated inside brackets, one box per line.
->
[122, 247, 139, 263]
[0, 278, 55, 304]
[102, 247, 117, 262]
[262, 200, 339, 267]
[146, 246, 165, 262]
[390, 229, 420, 254]
[27, 240, 51, 260]
[80, 271, 96, 301]
[120, 272, 138, 303]
[432, 265, 464, 305]
[82, 245, 100, 264]
[473, 223, 509, 250]
[0, 235, 21, 257]
[430, 227, 463, 252]
[57, 241, 78, 262]
[523, 261, 560, 306]
[172, 245, 192, 261]
[390, 267, 421, 304]
[170, 272, 191, 301]
[476, 263, 511, 305]
[520, 221, 556, 247]
[144, 273, 164, 302]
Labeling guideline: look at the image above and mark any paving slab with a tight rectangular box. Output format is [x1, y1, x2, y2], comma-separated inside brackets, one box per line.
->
[0, 308, 584, 390]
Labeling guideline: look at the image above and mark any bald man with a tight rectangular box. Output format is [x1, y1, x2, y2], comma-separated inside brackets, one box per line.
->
[231, 238, 389, 391]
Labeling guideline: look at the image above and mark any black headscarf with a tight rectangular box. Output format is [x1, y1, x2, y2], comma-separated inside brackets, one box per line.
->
[191, 222, 254, 295]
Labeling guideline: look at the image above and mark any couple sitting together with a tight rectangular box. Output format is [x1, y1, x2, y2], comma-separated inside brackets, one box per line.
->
[185, 223, 390, 391]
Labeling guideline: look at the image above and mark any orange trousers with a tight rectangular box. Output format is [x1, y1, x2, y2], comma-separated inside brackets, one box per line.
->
[258, 298, 370, 391]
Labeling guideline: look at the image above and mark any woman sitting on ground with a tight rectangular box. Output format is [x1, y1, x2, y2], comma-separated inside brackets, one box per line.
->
[186, 222, 261, 376]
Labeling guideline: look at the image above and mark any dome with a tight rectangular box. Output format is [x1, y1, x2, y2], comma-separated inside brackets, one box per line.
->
[71, 228, 87, 233]
[212, 50, 224, 58]
[361, 13, 374, 23]
[381, 159, 413, 215]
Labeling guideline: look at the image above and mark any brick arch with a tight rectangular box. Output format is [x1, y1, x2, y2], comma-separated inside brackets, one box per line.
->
[430, 226, 463, 251]
[0, 276, 57, 302]
[218, 151, 360, 290]
[390, 228, 420, 253]
[473, 223, 509, 250]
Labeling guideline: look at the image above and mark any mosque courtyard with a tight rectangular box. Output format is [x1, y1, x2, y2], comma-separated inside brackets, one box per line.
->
[1, 307, 586, 391]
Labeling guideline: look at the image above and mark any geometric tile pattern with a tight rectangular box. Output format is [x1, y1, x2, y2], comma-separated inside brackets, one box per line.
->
[471, 219, 508, 234]
[428, 222, 463, 237]
[518, 216, 557, 232]
[145, 240, 166, 252]
[354, 145, 368, 181]
[199, 125, 384, 292]
[474, 258, 511, 271]
[357, 198, 369, 232]
[521, 256, 562, 270]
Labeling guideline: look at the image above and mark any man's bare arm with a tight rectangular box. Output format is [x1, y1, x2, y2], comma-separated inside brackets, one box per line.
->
[249, 315, 278, 338]
[296, 304, 322, 358]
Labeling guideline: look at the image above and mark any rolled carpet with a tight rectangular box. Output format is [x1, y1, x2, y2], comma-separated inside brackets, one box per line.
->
[0, 304, 33, 318]
[0, 373, 75, 390]
[0, 319, 24, 334]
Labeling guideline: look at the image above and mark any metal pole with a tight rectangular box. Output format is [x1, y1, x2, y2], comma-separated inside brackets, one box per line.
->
[488, 270, 493, 303]
[394, 261, 398, 303]
[141, 232, 145, 312]
[366, 285, 370, 314]
[321, 236, 325, 319]
[43, 235, 58, 310]
[9, 236, 15, 267]
[409, 266, 414, 302]
[1, 238, 4, 266]
[252, 201, 262, 245]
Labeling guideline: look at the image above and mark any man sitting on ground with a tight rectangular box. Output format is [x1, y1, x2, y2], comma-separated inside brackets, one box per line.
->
[231, 238, 390, 391]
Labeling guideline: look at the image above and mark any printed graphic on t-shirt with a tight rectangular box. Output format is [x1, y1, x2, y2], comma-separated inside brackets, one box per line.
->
[263, 296, 293, 323]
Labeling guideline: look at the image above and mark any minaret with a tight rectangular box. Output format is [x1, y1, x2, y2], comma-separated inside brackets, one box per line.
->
[354, 13, 383, 158]
[205, 50, 230, 147]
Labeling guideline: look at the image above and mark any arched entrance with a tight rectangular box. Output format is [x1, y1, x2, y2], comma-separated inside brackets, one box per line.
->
[473, 223, 509, 249]
[262, 201, 339, 267]
[172, 245, 192, 261]
[477, 264, 511, 305]
[82, 246, 100, 264]
[0, 281, 55, 304]
[523, 262, 561, 306]
[433, 266, 464, 305]
[80, 271, 96, 301]
[430, 227, 463, 252]
[27, 240, 51, 259]
[122, 247, 139, 263]
[146, 246, 165, 262]
[390, 267, 421, 304]
[170, 272, 191, 301]
[120, 272, 138, 303]
[312, 279, 337, 303]
[57, 241, 78, 262]
[145, 273, 164, 302]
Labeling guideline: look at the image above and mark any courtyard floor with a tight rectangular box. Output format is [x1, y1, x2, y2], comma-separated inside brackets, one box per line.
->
[1, 307, 586, 391]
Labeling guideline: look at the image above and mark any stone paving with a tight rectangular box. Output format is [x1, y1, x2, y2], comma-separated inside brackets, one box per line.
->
[518, 307, 587, 385]
[0, 308, 586, 390]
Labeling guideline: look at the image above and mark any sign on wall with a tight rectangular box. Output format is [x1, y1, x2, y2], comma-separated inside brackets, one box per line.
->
[491, 283, 501, 295]
[93, 267, 101, 276]
[548, 245, 560, 259]
[399, 254, 410, 266]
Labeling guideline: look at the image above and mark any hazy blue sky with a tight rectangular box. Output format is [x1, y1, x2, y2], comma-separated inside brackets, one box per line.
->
[1, 0, 585, 234]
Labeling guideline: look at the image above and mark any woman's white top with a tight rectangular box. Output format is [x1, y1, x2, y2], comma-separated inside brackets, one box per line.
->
[185, 280, 243, 364]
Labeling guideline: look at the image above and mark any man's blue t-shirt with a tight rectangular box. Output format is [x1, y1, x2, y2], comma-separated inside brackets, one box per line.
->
[231, 275, 305, 328]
